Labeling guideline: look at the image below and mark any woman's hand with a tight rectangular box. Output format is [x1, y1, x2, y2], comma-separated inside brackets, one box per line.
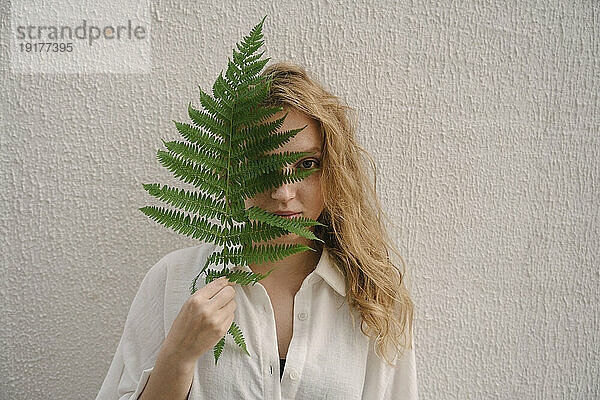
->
[160, 276, 237, 368]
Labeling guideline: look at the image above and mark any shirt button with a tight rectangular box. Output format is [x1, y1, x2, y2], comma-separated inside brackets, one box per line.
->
[289, 369, 299, 381]
[298, 312, 307, 320]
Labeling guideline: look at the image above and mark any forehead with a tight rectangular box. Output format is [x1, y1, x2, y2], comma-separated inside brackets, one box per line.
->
[267, 106, 323, 153]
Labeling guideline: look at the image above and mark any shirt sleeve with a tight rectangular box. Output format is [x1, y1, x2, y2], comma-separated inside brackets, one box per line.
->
[95, 256, 169, 400]
[384, 341, 418, 399]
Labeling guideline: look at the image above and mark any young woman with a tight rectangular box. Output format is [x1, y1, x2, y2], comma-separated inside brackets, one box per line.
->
[96, 62, 416, 399]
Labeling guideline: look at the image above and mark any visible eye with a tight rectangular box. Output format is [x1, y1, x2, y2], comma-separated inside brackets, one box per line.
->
[300, 159, 320, 169]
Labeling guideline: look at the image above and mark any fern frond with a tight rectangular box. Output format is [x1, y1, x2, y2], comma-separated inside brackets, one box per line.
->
[245, 206, 325, 242]
[139, 206, 228, 245]
[203, 268, 228, 284]
[161, 139, 228, 175]
[233, 102, 281, 129]
[236, 16, 266, 56]
[234, 150, 316, 182]
[234, 220, 291, 244]
[242, 242, 317, 265]
[172, 120, 226, 156]
[234, 167, 320, 201]
[186, 104, 228, 140]
[228, 322, 250, 356]
[204, 242, 315, 266]
[141, 183, 228, 223]
[230, 112, 286, 149]
[235, 77, 271, 115]
[233, 126, 303, 161]
[142, 15, 331, 365]
[240, 50, 266, 68]
[225, 58, 242, 83]
[156, 150, 227, 198]
[226, 268, 274, 285]
[212, 72, 236, 108]
[213, 337, 225, 364]
[240, 58, 270, 83]
[198, 87, 231, 125]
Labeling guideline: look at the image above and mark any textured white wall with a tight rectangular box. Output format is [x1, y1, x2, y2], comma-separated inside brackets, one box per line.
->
[1, 0, 598, 399]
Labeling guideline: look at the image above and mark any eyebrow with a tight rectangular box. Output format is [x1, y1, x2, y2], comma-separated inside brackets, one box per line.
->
[264, 147, 322, 158]
[303, 147, 322, 154]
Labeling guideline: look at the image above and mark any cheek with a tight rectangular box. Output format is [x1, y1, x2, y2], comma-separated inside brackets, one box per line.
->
[243, 196, 257, 208]
[304, 174, 324, 206]
[244, 192, 268, 208]
[244, 198, 256, 208]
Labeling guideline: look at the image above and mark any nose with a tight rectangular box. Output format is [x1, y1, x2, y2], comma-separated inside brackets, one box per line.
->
[271, 165, 297, 201]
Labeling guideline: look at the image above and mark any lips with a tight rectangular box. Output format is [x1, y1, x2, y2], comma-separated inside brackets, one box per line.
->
[274, 212, 300, 218]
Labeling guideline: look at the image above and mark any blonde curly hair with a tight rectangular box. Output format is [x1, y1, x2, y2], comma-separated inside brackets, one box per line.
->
[259, 61, 414, 365]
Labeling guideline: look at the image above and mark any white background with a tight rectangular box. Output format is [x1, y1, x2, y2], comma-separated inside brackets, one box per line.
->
[0, 0, 598, 398]
[10, 0, 151, 73]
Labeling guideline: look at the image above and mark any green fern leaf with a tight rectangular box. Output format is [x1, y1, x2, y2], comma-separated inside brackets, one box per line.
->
[139, 206, 227, 245]
[156, 150, 227, 197]
[161, 139, 228, 174]
[141, 183, 228, 223]
[141, 15, 329, 365]
[228, 321, 250, 356]
[213, 336, 225, 364]
[186, 104, 228, 140]
[245, 205, 325, 241]
[204, 268, 231, 284]
[234, 166, 320, 201]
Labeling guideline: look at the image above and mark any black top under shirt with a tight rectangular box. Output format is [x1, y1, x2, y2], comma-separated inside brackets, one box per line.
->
[280, 358, 286, 379]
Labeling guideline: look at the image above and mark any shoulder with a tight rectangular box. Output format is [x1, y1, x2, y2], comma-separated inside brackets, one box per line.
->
[154, 242, 217, 270]
[141, 242, 218, 291]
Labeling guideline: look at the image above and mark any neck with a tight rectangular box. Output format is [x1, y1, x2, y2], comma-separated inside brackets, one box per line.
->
[249, 240, 323, 295]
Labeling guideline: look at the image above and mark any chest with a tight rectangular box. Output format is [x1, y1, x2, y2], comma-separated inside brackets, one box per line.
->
[184, 279, 374, 399]
[270, 295, 294, 359]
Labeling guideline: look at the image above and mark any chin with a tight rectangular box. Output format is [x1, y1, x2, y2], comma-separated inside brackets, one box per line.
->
[269, 233, 309, 244]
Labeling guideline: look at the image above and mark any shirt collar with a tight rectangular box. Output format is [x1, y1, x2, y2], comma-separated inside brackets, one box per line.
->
[313, 247, 346, 297]
[229, 246, 346, 297]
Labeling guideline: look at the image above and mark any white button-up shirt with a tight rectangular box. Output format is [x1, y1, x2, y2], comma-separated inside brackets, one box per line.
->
[96, 243, 418, 399]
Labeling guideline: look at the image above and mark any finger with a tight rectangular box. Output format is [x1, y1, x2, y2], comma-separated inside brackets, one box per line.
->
[217, 301, 237, 326]
[196, 276, 230, 300]
[208, 285, 236, 310]
[219, 297, 237, 314]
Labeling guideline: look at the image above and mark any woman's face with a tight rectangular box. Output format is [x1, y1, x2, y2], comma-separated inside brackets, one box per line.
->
[244, 106, 325, 242]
